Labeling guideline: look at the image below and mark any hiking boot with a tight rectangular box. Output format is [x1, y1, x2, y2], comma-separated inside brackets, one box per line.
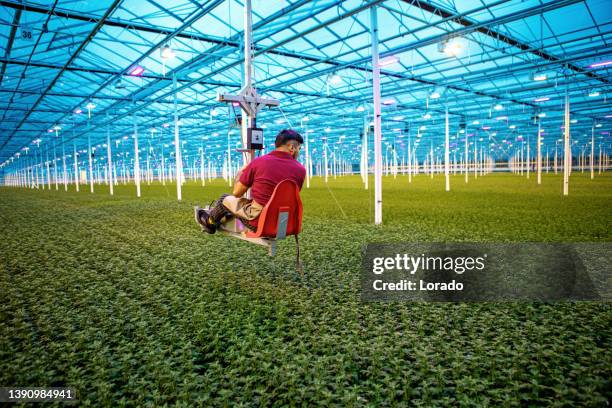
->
[194, 206, 217, 234]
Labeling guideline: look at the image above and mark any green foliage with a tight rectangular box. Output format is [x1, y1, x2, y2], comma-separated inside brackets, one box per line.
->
[1, 174, 611, 406]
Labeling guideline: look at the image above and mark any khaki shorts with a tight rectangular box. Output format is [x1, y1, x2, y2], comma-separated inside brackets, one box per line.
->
[222, 195, 264, 221]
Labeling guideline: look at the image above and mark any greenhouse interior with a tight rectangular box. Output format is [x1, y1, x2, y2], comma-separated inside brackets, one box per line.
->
[0, 0, 610, 405]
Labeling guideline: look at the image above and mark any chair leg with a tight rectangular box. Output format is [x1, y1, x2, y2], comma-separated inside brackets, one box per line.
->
[268, 240, 277, 257]
[295, 235, 303, 276]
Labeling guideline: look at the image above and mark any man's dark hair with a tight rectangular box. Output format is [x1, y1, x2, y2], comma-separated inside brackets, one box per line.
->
[275, 129, 304, 147]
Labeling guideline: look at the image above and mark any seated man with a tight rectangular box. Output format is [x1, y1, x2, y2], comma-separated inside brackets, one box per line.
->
[195, 129, 306, 234]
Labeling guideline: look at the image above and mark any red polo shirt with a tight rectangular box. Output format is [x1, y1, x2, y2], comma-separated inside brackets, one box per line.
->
[239, 150, 306, 206]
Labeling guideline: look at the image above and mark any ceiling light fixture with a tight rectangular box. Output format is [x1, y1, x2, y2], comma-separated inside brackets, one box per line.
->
[378, 55, 399, 67]
[531, 72, 548, 81]
[438, 38, 464, 57]
[128, 65, 145, 76]
[329, 74, 342, 85]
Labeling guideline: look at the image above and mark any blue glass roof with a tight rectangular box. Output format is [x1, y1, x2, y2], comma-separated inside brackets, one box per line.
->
[0, 0, 610, 168]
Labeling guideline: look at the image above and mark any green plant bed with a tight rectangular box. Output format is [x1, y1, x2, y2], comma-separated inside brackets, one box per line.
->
[1, 173, 611, 406]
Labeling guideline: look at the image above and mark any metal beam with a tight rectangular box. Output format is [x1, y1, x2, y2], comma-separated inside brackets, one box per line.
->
[0, 0, 124, 151]
[57, 0, 388, 147]
[405, 0, 609, 85]
[0, 9, 21, 87]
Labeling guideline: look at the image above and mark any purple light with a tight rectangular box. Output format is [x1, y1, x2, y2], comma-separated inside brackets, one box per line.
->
[47, 129, 54, 133]
[601, 131, 610, 135]
[74, 108, 83, 114]
[534, 97, 550, 102]
[128, 65, 145, 76]
[588, 60, 612, 69]
[382, 98, 396, 105]
[482, 126, 491, 130]
[232, 102, 240, 107]
[162, 123, 170, 128]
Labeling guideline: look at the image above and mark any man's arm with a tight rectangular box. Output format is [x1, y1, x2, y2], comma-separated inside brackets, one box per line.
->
[232, 180, 249, 198]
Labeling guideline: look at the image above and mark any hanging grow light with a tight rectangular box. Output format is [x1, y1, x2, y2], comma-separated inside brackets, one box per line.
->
[438, 38, 465, 57]
[531, 72, 548, 81]
[128, 65, 145, 76]
[329, 74, 342, 85]
[378, 55, 399, 67]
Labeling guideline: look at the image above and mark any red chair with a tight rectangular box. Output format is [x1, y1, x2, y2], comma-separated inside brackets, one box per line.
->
[217, 180, 303, 268]
[246, 179, 303, 239]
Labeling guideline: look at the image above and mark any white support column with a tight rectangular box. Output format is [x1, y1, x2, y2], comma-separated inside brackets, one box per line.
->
[134, 119, 141, 198]
[444, 107, 450, 191]
[53, 141, 58, 190]
[73, 143, 79, 192]
[227, 131, 233, 187]
[598, 143, 602, 174]
[520, 141, 524, 176]
[161, 147, 166, 186]
[371, 6, 382, 224]
[537, 120, 542, 185]
[305, 125, 310, 188]
[107, 130, 114, 196]
[430, 143, 434, 179]
[88, 134, 94, 193]
[464, 130, 468, 183]
[61, 135, 68, 191]
[45, 150, 51, 189]
[333, 150, 337, 179]
[200, 147, 205, 186]
[407, 131, 412, 184]
[526, 139, 530, 179]
[324, 141, 329, 183]
[146, 152, 151, 185]
[563, 89, 570, 196]
[173, 74, 182, 201]
[590, 124, 595, 180]
[474, 137, 478, 179]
